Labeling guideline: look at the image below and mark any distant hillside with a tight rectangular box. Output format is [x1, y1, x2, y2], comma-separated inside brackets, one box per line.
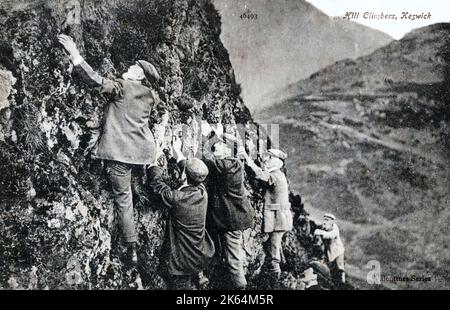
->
[257, 23, 450, 289]
[213, 0, 393, 111]
[281, 23, 448, 96]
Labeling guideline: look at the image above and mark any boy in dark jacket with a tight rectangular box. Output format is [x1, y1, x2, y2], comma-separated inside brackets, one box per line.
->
[148, 137, 215, 289]
[200, 122, 254, 289]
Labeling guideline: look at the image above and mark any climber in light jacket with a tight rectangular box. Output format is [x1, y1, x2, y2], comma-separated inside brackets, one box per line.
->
[241, 148, 293, 279]
[314, 213, 346, 287]
[58, 34, 161, 265]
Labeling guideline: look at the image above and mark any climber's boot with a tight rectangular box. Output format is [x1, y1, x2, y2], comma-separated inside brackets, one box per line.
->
[332, 269, 346, 289]
[127, 242, 138, 266]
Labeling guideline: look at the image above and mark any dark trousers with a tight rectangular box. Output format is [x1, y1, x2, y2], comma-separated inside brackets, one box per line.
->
[330, 254, 346, 286]
[106, 161, 138, 243]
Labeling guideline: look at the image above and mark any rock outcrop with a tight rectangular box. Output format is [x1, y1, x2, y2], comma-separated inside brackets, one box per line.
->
[0, 0, 314, 290]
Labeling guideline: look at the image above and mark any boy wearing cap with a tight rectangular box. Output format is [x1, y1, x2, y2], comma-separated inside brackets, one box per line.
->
[200, 122, 254, 289]
[147, 137, 215, 289]
[314, 213, 346, 287]
[241, 148, 293, 280]
[58, 34, 161, 264]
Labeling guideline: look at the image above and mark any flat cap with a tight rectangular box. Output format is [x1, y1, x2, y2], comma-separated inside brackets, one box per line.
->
[266, 148, 288, 160]
[136, 60, 160, 82]
[185, 158, 209, 183]
[323, 213, 336, 220]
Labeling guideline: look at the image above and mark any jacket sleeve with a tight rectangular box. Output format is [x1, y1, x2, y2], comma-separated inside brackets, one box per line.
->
[147, 166, 177, 209]
[315, 224, 340, 239]
[77, 60, 123, 98]
[201, 135, 219, 170]
[246, 160, 274, 186]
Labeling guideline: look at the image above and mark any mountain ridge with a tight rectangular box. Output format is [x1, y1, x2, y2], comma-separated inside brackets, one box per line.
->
[213, 0, 393, 111]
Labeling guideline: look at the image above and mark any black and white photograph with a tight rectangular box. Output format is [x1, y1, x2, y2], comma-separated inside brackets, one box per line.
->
[0, 0, 448, 297]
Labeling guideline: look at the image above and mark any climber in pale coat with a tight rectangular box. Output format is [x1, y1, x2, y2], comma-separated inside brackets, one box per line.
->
[240, 147, 293, 280]
[314, 213, 346, 286]
[58, 34, 161, 265]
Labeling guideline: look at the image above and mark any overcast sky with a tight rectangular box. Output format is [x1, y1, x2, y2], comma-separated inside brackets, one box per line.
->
[306, 0, 449, 39]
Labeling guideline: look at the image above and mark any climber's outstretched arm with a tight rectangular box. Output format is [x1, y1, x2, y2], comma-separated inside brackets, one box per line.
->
[58, 34, 122, 97]
[147, 166, 178, 209]
[240, 149, 272, 184]
[147, 134, 189, 208]
[314, 224, 340, 239]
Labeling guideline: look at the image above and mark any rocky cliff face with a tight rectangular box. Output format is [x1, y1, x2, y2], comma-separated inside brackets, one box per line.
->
[257, 24, 450, 289]
[0, 0, 310, 290]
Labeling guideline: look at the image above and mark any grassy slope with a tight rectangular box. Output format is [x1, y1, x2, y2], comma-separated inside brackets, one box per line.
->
[257, 23, 450, 289]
